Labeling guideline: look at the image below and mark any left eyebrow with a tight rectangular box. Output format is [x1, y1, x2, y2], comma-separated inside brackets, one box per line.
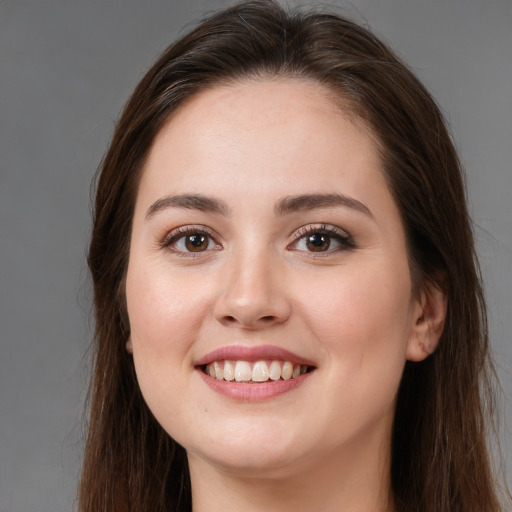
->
[275, 193, 374, 219]
[145, 193, 230, 220]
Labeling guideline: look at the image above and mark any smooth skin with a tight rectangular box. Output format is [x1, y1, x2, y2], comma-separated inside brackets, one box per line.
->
[125, 79, 446, 512]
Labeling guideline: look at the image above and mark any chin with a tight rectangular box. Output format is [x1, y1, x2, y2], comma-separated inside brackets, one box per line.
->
[185, 419, 311, 476]
[196, 447, 304, 478]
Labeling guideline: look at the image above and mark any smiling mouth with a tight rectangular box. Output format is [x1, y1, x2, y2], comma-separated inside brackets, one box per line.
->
[202, 360, 314, 383]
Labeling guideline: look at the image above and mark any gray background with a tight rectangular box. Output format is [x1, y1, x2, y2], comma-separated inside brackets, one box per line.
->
[0, 1, 510, 510]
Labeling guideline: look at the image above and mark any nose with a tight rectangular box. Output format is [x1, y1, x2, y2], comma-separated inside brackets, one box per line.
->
[213, 248, 291, 330]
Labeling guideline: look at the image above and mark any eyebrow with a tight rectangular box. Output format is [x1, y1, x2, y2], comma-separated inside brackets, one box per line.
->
[145, 194, 230, 220]
[145, 192, 373, 220]
[275, 193, 374, 218]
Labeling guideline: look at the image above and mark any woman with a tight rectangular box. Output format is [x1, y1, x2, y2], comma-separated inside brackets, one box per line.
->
[80, 1, 505, 510]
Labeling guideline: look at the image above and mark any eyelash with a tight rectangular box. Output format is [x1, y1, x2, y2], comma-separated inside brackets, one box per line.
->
[288, 224, 355, 255]
[159, 223, 355, 257]
[159, 225, 221, 257]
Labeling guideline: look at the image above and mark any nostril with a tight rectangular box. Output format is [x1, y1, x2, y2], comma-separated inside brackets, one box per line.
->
[220, 314, 277, 327]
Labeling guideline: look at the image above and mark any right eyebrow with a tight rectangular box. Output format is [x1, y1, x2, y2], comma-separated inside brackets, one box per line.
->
[145, 194, 230, 220]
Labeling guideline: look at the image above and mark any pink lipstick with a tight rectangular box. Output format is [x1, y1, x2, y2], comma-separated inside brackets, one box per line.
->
[194, 345, 316, 401]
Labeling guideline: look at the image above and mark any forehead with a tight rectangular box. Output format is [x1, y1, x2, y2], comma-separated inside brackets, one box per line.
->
[137, 78, 387, 210]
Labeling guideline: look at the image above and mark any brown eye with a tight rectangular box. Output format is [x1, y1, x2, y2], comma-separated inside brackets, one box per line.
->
[305, 233, 331, 252]
[290, 225, 354, 255]
[184, 233, 209, 252]
[164, 228, 220, 255]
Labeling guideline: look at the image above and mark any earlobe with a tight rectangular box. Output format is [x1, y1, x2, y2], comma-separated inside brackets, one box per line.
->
[407, 281, 447, 362]
[126, 336, 133, 354]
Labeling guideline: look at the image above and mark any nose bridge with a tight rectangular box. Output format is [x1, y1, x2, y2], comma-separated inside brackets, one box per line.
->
[214, 241, 290, 328]
[232, 244, 274, 299]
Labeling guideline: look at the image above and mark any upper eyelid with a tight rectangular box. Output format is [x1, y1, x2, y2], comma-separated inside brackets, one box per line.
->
[160, 224, 221, 246]
[291, 223, 351, 239]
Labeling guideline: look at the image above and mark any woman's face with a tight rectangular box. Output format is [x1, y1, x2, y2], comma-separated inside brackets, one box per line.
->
[126, 79, 428, 476]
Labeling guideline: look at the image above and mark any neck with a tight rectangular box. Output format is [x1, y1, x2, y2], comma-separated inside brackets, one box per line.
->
[188, 429, 394, 512]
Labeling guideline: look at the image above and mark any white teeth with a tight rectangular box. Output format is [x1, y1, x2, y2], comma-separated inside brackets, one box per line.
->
[213, 361, 223, 380]
[204, 360, 310, 383]
[234, 361, 252, 382]
[281, 361, 293, 380]
[252, 361, 270, 382]
[269, 360, 282, 381]
[223, 360, 235, 381]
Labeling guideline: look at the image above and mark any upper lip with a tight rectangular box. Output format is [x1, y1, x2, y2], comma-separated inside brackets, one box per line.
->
[194, 344, 316, 367]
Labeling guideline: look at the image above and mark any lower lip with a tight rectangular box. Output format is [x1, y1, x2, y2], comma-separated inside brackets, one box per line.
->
[198, 370, 312, 401]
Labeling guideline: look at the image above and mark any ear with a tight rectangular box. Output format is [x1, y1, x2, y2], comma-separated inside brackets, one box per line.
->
[407, 280, 447, 362]
[126, 336, 133, 354]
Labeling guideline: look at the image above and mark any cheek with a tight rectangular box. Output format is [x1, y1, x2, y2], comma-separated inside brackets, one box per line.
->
[125, 262, 211, 361]
[300, 261, 413, 366]
[297, 264, 413, 435]
[124, 263, 215, 430]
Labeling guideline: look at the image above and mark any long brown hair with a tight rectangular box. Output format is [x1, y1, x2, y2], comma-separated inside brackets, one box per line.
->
[81, 1, 504, 510]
